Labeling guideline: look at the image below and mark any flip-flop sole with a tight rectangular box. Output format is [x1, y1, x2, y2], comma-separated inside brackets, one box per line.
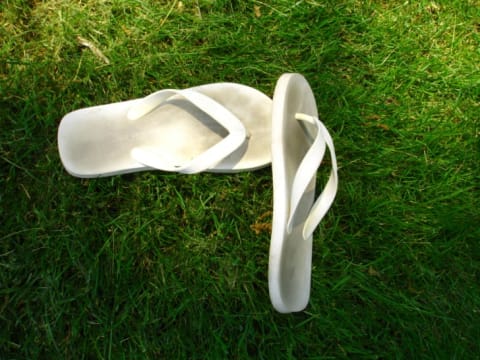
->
[58, 83, 272, 177]
[269, 73, 319, 313]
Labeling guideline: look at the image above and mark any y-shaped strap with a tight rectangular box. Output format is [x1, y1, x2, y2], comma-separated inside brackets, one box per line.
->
[287, 113, 338, 240]
[127, 89, 247, 174]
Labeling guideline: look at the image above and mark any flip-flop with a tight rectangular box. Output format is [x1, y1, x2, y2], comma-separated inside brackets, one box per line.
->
[269, 73, 339, 313]
[58, 83, 272, 177]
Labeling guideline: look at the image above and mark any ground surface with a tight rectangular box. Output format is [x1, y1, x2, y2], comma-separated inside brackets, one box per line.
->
[1, 0, 479, 358]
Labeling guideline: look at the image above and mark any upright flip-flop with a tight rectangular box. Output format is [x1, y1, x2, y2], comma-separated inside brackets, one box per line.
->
[58, 83, 272, 177]
[269, 73, 339, 313]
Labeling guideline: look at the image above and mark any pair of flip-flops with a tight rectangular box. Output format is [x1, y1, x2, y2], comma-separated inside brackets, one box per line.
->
[58, 73, 338, 313]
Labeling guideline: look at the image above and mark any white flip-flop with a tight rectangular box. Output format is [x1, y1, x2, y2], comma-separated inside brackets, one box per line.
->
[269, 73, 339, 313]
[58, 83, 272, 177]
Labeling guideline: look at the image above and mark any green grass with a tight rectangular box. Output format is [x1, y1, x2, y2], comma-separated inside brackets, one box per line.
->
[1, 0, 479, 358]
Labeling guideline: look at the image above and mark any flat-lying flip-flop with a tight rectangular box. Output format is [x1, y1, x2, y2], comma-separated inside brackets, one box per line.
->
[269, 73, 338, 313]
[58, 83, 272, 177]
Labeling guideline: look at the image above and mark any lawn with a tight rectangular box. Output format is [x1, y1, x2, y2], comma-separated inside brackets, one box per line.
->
[1, 0, 479, 358]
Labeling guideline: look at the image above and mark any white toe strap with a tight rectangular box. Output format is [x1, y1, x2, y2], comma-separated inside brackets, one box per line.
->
[127, 89, 247, 174]
[287, 113, 338, 240]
